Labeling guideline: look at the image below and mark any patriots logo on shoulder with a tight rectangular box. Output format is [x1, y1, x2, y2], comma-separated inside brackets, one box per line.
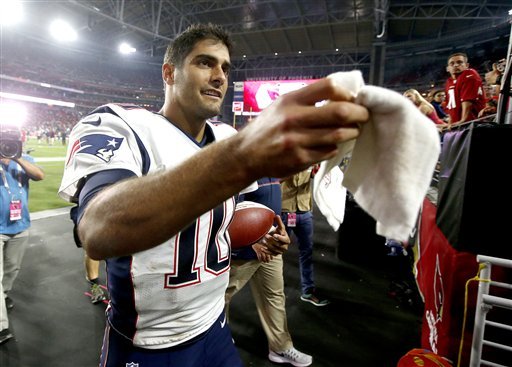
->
[66, 134, 124, 165]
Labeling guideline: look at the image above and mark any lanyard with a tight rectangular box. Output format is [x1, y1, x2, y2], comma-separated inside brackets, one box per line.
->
[0, 163, 23, 195]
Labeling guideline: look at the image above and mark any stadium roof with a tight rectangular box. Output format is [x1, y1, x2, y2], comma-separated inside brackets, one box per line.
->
[2, 0, 511, 84]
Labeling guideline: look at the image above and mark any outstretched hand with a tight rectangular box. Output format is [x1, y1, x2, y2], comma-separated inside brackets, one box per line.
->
[234, 78, 370, 180]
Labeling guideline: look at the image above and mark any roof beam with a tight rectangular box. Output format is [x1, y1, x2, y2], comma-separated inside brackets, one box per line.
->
[68, 0, 172, 41]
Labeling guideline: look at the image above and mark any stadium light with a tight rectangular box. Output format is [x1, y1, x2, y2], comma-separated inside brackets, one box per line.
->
[119, 42, 136, 54]
[50, 19, 78, 42]
[0, 0, 23, 26]
[0, 101, 27, 127]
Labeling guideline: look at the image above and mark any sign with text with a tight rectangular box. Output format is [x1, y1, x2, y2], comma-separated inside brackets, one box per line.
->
[232, 101, 244, 113]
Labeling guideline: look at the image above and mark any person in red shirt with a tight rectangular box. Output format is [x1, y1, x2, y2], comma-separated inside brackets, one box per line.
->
[444, 52, 486, 126]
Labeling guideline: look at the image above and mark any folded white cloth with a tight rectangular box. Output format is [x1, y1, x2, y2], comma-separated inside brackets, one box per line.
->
[313, 71, 441, 241]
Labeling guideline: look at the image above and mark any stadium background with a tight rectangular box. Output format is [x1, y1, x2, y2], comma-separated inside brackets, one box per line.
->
[1, 1, 511, 366]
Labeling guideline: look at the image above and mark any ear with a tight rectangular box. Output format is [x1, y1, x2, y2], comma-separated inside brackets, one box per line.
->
[162, 63, 175, 85]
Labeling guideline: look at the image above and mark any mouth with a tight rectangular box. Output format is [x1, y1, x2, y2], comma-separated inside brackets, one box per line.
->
[202, 89, 222, 99]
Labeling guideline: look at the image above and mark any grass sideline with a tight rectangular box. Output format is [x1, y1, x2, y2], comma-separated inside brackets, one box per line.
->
[25, 138, 72, 213]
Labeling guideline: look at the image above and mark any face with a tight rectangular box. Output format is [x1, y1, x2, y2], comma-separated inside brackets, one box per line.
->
[166, 39, 231, 121]
[404, 92, 416, 103]
[447, 55, 468, 77]
[434, 92, 445, 102]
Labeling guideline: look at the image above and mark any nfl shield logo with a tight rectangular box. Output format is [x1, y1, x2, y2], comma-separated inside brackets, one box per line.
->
[126, 363, 139, 367]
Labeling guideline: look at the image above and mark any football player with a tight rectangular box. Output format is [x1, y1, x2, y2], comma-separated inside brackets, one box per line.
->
[59, 23, 368, 366]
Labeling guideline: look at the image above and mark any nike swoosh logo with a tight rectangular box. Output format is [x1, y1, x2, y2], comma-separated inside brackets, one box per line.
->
[82, 115, 102, 126]
[220, 314, 227, 328]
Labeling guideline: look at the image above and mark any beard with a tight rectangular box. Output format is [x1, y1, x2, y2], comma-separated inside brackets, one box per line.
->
[196, 102, 222, 120]
[173, 71, 225, 120]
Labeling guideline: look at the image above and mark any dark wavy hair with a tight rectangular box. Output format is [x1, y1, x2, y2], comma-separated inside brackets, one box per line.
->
[163, 23, 233, 67]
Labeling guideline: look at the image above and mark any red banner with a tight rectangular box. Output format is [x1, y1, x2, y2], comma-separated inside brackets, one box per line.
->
[242, 79, 317, 112]
[416, 199, 478, 365]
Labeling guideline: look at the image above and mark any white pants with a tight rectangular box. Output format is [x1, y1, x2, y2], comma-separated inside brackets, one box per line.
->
[0, 230, 29, 331]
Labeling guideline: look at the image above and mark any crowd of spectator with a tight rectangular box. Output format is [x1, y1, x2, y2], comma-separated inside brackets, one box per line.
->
[401, 53, 504, 127]
[1, 36, 506, 141]
[22, 105, 82, 145]
[1, 40, 165, 140]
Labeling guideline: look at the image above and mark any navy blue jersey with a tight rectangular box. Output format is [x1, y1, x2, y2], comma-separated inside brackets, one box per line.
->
[232, 177, 281, 260]
[240, 177, 282, 214]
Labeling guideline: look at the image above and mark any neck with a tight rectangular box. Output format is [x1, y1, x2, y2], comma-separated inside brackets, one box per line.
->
[159, 102, 207, 142]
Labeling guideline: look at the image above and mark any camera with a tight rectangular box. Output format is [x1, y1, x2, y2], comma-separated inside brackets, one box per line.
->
[495, 58, 506, 73]
[0, 125, 23, 159]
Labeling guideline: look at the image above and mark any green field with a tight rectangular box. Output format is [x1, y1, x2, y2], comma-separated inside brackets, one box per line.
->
[25, 138, 73, 213]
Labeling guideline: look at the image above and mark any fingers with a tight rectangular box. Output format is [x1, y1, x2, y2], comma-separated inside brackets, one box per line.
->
[288, 77, 355, 106]
[291, 78, 369, 128]
[257, 77, 369, 130]
[270, 99, 369, 130]
[271, 215, 290, 245]
[274, 215, 287, 236]
[292, 125, 361, 148]
[263, 238, 287, 255]
[253, 243, 273, 262]
[234, 75, 370, 179]
[263, 253, 273, 263]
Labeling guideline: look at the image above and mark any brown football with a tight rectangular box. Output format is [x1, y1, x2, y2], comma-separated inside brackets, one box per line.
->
[228, 201, 275, 249]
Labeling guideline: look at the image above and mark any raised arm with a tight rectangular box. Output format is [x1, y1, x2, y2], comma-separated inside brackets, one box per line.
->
[15, 157, 45, 181]
[80, 78, 369, 260]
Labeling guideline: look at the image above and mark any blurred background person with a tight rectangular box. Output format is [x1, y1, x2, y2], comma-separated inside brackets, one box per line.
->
[484, 58, 505, 102]
[226, 177, 312, 366]
[0, 127, 45, 344]
[280, 165, 330, 307]
[444, 52, 486, 126]
[477, 99, 497, 121]
[69, 206, 108, 305]
[84, 255, 108, 304]
[403, 89, 446, 127]
[430, 89, 449, 122]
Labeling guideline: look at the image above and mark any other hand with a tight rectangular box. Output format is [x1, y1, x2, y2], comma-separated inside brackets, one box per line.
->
[234, 78, 370, 180]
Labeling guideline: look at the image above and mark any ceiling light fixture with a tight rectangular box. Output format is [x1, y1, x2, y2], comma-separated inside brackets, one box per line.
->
[0, 0, 23, 26]
[49, 20, 77, 42]
[119, 42, 136, 54]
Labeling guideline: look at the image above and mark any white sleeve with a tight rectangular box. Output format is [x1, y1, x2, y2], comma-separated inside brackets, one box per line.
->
[209, 122, 258, 194]
[58, 111, 144, 201]
[240, 181, 258, 194]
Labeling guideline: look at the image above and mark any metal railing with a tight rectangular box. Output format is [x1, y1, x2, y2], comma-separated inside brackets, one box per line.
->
[469, 255, 512, 367]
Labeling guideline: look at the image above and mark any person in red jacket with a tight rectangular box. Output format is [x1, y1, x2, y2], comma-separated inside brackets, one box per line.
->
[444, 52, 486, 126]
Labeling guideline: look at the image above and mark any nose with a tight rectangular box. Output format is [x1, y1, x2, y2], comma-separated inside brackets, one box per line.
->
[211, 65, 227, 86]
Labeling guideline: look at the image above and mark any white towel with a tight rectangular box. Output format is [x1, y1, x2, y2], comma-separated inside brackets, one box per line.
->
[313, 71, 441, 241]
[313, 166, 347, 231]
